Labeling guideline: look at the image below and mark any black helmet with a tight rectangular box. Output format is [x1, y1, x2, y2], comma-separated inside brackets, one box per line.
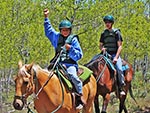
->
[103, 15, 114, 23]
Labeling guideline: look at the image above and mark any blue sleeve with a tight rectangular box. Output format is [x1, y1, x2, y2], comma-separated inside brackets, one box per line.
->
[68, 37, 83, 62]
[44, 18, 60, 49]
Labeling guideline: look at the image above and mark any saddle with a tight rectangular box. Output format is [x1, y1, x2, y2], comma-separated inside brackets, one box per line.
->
[48, 63, 92, 108]
[48, 63, 92, 90]
[102, 55, 129, 74]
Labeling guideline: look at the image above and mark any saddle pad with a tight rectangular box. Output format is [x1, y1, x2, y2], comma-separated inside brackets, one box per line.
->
[57, 65, 93, 90]
[122, 64, 129, 71]
[79, 65, 93, 81]
[103, 56, 129, 72]
[57, 71, 73, 90]
[103, 56, 116, 71]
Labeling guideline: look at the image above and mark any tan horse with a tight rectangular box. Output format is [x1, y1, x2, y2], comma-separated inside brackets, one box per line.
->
[13, 61, 97, 113]
[84, 55, 137, 113]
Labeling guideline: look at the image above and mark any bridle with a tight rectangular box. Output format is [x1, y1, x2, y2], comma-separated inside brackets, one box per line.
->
[14, 69, 36, 112]
[14, 51, 65, 113]
[14, 95, 27, 104]
[14, 67, 59, 113]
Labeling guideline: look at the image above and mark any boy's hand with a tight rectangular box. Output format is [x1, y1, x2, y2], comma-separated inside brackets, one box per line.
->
[65, 44, 71, 50]
[44, 9, 49, 18]
[113, 57, 118, 64]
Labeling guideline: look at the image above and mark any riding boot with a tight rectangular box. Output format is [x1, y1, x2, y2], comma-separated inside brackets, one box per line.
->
[118, 70, 126, 95]
[75, 93, 84, 110]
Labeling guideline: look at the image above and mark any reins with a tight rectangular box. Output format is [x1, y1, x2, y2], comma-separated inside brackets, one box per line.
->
[85, 54, 108, 83]
[33, 50, 65, 113]
[51, 65, 65, 113]
[96, 56, 107, 82]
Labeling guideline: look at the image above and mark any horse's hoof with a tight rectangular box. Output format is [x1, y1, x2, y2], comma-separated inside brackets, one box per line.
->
[101, 111, 106, 113]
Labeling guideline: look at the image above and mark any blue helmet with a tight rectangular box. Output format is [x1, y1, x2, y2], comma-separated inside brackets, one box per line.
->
[103, 15, 114, 23]
[59, 20, 72, 29]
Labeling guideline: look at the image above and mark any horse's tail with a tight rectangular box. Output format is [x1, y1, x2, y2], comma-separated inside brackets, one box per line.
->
[129, 83, 138, 104]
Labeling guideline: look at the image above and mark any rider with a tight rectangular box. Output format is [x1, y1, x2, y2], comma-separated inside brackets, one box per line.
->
[99, 15, 126, 95]
[43, 9, 84, 109]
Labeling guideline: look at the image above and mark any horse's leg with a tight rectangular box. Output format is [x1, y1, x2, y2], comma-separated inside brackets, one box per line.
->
[101, 93, 110, 113]
[83, 76, 97, 113]
[83, 97, 95, 113]
[119, 95, 128, 113]
[94, 94, 100, 113]
[119, 82, 132, 113]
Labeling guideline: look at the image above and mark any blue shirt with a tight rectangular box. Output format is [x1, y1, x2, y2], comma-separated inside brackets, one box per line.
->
[44, 18, 83, 68]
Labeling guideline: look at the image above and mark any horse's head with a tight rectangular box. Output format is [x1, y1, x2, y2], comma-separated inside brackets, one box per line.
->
[13, 60, 35, 110]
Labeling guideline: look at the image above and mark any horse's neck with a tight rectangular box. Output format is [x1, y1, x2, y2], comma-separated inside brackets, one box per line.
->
[36, 69, 55, 85]
[34, 69, 67, 109]
[35, 68, 62, 94]
[94, 58, 112, 81]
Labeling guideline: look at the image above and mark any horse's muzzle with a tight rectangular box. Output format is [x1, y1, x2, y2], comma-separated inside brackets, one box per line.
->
[13, 96, 26, 110]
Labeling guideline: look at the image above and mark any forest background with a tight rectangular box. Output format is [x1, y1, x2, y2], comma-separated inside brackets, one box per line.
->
[0, 0, 150, 113]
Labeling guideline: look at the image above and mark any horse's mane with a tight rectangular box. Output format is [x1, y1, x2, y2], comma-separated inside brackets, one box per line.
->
[18, 64, 51, 78]
[84, 55, 104, 71]
[33, 64, 50, 73]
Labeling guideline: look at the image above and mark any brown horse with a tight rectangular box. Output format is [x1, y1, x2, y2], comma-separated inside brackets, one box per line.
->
[13, 61, 97, 113]
[84, 54, 137, 113]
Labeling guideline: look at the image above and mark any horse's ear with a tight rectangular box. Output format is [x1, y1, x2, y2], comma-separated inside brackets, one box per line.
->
[18, 60, 23, 69]
[26, 62, 34, 71]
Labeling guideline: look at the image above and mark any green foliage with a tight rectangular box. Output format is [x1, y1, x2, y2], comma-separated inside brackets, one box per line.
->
[1, 1, 150, 112]
[0, 0, 150, 69]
